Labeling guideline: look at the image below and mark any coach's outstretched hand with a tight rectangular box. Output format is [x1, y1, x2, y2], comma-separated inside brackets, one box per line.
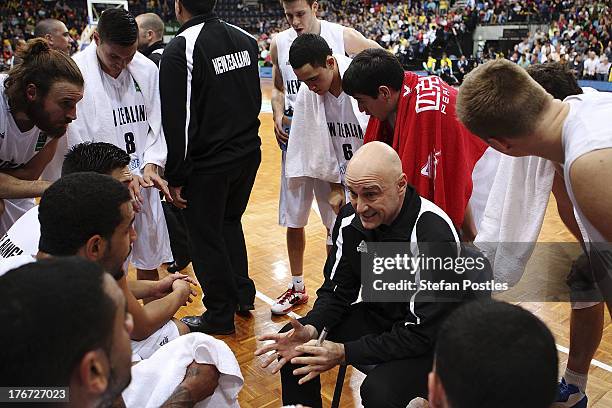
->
[255, 318, 317, 374]
[292, 339, 345, 384]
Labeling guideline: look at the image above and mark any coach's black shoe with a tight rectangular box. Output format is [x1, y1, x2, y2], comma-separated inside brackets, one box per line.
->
[181, 315, 235, 335]
[236, 303, 255, 316]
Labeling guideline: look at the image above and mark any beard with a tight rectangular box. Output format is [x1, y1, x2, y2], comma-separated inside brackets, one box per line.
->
[98, 366, 132, 408]
[25, 99, 69, 138]
[101, 244, 132, 281]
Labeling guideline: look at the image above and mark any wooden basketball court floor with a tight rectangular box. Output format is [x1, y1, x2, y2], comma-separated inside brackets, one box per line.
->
[132, 79, 612, 407]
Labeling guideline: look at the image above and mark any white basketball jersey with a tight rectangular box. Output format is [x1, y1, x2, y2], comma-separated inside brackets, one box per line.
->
[323, 91, 365, 183]
[276, 21, 345, 110]
[100, 69, 150, 176]
[562, 91, 612, 244]
[0, 206, 39, 259]
[0, 75, 48, 171]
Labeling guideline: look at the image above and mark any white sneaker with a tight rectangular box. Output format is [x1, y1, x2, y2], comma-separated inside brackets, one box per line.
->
[271, 283, 309, 315]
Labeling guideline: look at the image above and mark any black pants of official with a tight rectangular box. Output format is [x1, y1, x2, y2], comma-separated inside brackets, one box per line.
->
[161, 200, 191, 268]
[280, 302, 434, 408]
[183, 149, 260, 327]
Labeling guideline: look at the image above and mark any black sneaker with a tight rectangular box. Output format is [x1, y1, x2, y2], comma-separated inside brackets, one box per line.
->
[167, 262, 189, 273]
[181, 315, 235, 335]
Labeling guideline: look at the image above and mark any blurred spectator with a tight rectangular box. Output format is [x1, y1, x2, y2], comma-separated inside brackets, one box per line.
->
[596, 55, 611, 81]
[517, 53, 531, 69]
[423, 52, 437, 73]
[583, 51, 599, 80]
[456, 54, 470, 81]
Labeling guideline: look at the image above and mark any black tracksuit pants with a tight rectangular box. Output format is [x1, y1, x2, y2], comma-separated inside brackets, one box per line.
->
[161, 201, 191, 268]
[280, 302, 434, 408]
[183, 149, 260, 327]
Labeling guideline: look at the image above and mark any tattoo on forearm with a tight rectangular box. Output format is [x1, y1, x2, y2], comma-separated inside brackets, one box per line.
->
[186, 364, 200, 378]
[160, 386, 195, 408]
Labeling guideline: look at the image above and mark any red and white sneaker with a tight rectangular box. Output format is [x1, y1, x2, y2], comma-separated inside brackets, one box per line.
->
[271, 283, 309, 315]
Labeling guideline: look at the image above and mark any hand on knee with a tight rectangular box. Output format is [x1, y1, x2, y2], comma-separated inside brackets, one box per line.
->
[180, 361, 220, 402]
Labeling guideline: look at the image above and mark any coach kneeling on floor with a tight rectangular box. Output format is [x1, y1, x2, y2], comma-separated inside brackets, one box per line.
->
[255, 141, 480, 408]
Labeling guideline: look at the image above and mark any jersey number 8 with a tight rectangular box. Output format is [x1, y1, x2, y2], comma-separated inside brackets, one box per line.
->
[124, 132, 136, 154]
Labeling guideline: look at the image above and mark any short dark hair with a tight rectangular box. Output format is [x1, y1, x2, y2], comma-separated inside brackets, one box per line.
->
[62, 142, 130, 176]
[97, 8, 138, 46]
[435, 300, 558, 408]
[34, 18, 63, 37]
[179, 0, 217, 16]
[527, 62, 583, 100]
[289, 33, 332, 69]
[3, 38, 83, 112]
[38, 173, 132, 256]
[0, 257, 116, 386]
[280, 0, 317, 6]
[343, 48, 404, 98]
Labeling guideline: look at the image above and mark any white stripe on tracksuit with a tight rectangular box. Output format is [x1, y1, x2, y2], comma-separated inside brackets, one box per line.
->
[177, 23, 204, 160]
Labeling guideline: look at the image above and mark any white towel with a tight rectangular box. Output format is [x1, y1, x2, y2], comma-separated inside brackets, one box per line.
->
[474, 155, 555, 285]
[469, 147, 502, 231]
[122, 333, 243, 408]
[285, 54, 368, 184]
[42, 43, 167, 181]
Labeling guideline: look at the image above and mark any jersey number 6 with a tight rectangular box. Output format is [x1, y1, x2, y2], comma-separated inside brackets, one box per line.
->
[342, 144, 353, 161]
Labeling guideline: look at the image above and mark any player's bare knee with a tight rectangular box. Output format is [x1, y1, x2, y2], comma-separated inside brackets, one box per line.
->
[173, 318, 191, 335]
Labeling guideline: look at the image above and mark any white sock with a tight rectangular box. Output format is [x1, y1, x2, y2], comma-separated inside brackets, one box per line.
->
[292, 275, 305, 291]
[564, 368, 588, 393]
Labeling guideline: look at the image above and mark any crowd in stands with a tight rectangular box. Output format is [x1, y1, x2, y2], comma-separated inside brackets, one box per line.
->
[485, 1, 612, 81]
[1, 0, 611, 82]
[1, 0, 87, 69]
[320, 0, 476, 67]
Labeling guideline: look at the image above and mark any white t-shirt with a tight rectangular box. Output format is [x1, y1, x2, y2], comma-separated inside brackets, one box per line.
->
[0, 206, 39, 259]
[100, 69, 150, 176]
[562, 91, 612, 244]
[323, 91, 365, 183]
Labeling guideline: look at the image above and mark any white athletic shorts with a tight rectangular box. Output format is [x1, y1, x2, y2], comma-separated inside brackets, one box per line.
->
[131, 320, 180, 362]
[0, 198, 36, 236]
[130, 187, 172, 270]
[278, 151, 336, 233]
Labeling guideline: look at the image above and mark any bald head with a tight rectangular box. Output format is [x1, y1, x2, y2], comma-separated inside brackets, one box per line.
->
[136, 13, 164, 50]
[346, 142, 407, 229]
[346, 141, 403, 185]
[34, 19, 72, 54]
